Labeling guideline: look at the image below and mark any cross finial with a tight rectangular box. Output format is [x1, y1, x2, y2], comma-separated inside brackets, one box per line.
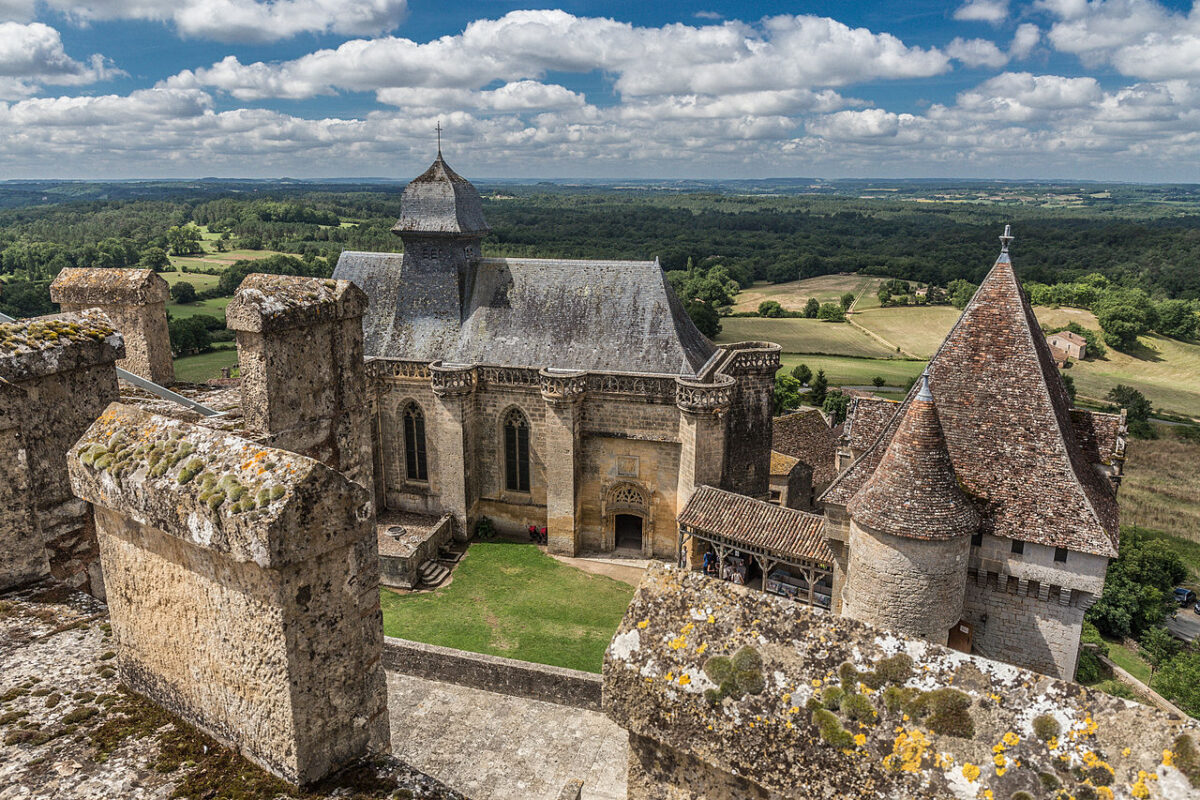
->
[435, 121, 442, 156]
[999, 223, 1014, 254]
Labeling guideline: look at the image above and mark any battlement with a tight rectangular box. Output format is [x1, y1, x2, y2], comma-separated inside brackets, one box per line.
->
[225, 274, 367, 333]
[0, 309, 123, 381]
[605, 564, 1200, 800]
[68, 403, 370, 568]
[50, 266, 170, 306]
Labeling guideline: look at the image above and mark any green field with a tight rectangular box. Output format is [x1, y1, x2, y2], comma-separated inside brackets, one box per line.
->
[778, 354, 926, 387]
[173, 346, 238, 383]
[1121, 436, 1200, 547]
[733, 275, 879, 313]
[853, 305, 963, 358]
[716, 316, 894, 358]
[161, 269, 222, 292]
[379, 541, 635, 672]
[168, 296, 229, 320]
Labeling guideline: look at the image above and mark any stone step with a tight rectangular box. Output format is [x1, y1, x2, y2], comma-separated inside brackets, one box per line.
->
[418, 560, 450, 588]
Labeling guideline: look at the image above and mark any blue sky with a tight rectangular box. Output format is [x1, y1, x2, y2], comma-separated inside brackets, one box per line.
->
[3, 0, 1200, 180]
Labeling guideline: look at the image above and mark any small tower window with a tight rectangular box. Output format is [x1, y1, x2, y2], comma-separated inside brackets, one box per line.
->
[403, 403, 428, 482]
[503, 408, 530, 492]
[1054, 546, 1069, 563]
[1011, 540, 1025, 555]
[971, 532, 982, 547]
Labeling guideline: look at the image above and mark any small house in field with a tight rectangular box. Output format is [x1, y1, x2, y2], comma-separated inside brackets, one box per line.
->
[1047, 330, 1087, 360]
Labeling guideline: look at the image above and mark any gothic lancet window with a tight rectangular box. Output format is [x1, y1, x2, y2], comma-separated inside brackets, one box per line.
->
[403, 403, 428, 482]
[503, 408, 530, 492]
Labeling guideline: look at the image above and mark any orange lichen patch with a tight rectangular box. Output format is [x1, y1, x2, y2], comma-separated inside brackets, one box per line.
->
[884, 728, 931, 773]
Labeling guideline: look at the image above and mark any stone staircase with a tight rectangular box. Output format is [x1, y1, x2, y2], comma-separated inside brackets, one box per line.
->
[418, 559, 450, 588]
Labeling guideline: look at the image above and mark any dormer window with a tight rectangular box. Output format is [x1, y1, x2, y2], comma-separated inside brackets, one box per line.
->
[1054, 547, 1068, 563]
[1011, 540, 1024, 555]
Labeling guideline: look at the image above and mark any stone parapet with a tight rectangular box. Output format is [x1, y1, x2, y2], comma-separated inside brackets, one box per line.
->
[0, 309, 123, 381]
[430, 361, 477, 396]
[675, 374, 734, 415]
[0, 377, 43, 591]
[539, 368, 587, 404]
[67, 403, 388, 786]
[605, 563, 1200, 800]
[719, 341, 782, 375]
[51, 268, 173, 385]
[225, 274, 368, 333]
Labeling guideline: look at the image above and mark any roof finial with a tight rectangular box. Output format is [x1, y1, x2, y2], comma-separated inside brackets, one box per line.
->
[917, 368, 934, 402]
[435, 120, 442, 157]
[999, 223, 1013, 254]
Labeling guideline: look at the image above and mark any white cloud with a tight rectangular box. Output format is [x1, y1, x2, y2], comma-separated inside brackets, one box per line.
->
[171, 10, 950, 102]
[807, 108, 904, 141]
[1, 0, 409, 43]
[1040, 0, 1200, 80]
[953, 0, 1010, 24]
[377, 81, 586, 112]
[1009, 23, 1041, 59]
[946, 37, 1010, 68]
[0, 22, 120, 98]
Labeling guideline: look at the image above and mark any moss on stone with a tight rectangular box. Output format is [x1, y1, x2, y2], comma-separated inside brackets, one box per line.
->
[703, 656, 733, 685]
[1037, 771, 1061, 791]
[1032, 713, 1060, 742]
[812, 707, 855, 749]
[840, 691, 876, 725]
[1010, 792, 1035, 800]
[907, 688, 974, 738]
[1175, 734, 1200, 788]
[820, 685, 845, 711]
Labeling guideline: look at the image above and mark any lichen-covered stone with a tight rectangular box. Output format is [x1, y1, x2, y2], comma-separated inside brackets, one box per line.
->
[225, 274, 367, 334]
[67, 403, 388, 786]
[604, 564, 1200, 800]
[49, 267, 170, 305]
[0, 309, 122, 381]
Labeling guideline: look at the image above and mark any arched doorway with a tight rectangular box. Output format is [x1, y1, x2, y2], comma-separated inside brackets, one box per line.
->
[615, 514, 643, 551]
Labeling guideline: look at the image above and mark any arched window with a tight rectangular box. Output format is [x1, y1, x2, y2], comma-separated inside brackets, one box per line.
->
[503, 408, 530, 492]
[403, 403, 428, 482]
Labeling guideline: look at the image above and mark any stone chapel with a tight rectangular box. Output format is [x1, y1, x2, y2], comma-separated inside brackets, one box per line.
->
[332, 151, 779, 557]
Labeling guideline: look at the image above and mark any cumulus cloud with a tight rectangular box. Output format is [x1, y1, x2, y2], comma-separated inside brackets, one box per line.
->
[170, 10, 950, 102]
[1040, 0, 1200, 80]
[1, 0, 408, 43]
[0, 22, 120, 98]
[1009, 23, 1041, 59]
[946, 37, 1010, 68]
[953, 0, 1009, 24]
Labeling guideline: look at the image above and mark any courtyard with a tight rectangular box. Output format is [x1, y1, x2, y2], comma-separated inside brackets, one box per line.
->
[379, 541, 637, 673]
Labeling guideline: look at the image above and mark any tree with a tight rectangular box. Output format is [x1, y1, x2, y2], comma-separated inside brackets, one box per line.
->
[1107, 384, 1153, 438]
[758, 300, 784, 318]
[138, 247, 170, 270]
[1086, 527, 1187, 639]
[685, 300, 721, 338]
[1139, 626, 1181, 673]
[170, 281, 197, 304]
[840, 291, 855, 310]
[823, 390, 849, 425]
[1156, 299, 1199, 340]
[871, 376, 885, 388]
[168, 316, 213, 356]
[1151, 651, 1200, 718]
[773, 374, 803, 415]
[791, 363, 812, 385]
[766, 260, 797, 283]
[1094, 288, 1156, 350]
[166, 225, 203, 256]
[817, 302, 846, 322]
[809, 369, 828, 406]
[1060, 373, 1076, 402]
[947, 279, 977, 309]
[803, 297, 820, 318]
[877, 287, 891, 307]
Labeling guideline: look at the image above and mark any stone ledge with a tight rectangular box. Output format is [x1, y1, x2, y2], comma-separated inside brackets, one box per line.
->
[49, 267, 170, 305]
[382, 637, 602, 712]
[226, 274, 367, 333]
[0, 310, 124, 382]
[67, 403, 371, 568]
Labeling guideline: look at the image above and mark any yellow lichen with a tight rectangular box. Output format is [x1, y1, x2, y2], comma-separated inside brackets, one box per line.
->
[961, 763, 980, 783]
[883, 728, 931, 774]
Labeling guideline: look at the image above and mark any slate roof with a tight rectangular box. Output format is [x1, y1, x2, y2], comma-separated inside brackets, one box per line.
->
[846, 379, 980, 540]
[772, 409, 839, 486]
[843, 396, 901, 453]
[392, 154, 489, 236]
[678, 485, 833, 563]
[337, 253, 716, 375]
[821, 251, 1120, 558]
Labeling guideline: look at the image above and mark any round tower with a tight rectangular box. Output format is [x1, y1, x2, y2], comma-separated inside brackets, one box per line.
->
[842, 373, 979, 645]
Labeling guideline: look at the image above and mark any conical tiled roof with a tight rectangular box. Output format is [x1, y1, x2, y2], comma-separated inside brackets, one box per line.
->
[822, 243, 1120, 557]
[847, 375, 979, 540]
[392, 153, 490, 236]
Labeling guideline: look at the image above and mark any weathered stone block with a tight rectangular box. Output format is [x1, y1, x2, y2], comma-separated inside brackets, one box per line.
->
[605, 564, 1200, 800]
[67, 403, 389, 786]
[0, 309, 123, 596]
[50, 267, 173, 385]
[0, 377, 43, 591]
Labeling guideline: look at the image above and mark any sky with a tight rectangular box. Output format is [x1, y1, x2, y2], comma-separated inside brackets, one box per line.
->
[3, 0, 1200, 181]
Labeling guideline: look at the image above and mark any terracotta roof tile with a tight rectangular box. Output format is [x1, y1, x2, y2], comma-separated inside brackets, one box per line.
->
[822, 251, 1120, 558]
[679, 486, 833, 563]
[772, 409, 838, 486]
[846, 382, 980, 540]
[1071, 409, 1127, 467]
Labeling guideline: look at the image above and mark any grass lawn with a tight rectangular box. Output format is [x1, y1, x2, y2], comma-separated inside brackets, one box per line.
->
[1104, 638, 1153, 685]
[732, 275, 880, 313]
[778, 354, 926, 387]
[169, 296, 230, 320]
[852, 306, 963, 359]
[161, 270, 222, 292]
[173, 346, 238, 383]
[379, 541, 635, 673]
[716, 316, 894, 358]
[1121, 437, 1200, 547]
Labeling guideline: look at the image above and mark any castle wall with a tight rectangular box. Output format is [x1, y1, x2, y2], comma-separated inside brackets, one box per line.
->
[842, 519, 969, 645]
[67, 404, 388, 787]
[0, 379, 43, 591]
[717, 345, 779, 499]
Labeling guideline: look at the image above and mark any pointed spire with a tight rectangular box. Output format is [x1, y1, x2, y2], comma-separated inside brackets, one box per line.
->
[999, 223, 1013, 255]
[916, 368, 933, 402]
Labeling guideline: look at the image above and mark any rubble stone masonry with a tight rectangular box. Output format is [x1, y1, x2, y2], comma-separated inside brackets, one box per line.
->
[67, 403, 389, 786]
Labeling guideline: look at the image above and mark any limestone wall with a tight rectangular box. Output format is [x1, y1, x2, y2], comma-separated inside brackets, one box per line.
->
[717, 344, 779, 499]
[0, 378, 42, 591]
[842, 519, 970, 645]
[50, 267, 173, 385]
[226, 274, 373, 499]
[0, 310, 123, 597]
[605, 564, 1200, 800]
[67, 403, 389, 786]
